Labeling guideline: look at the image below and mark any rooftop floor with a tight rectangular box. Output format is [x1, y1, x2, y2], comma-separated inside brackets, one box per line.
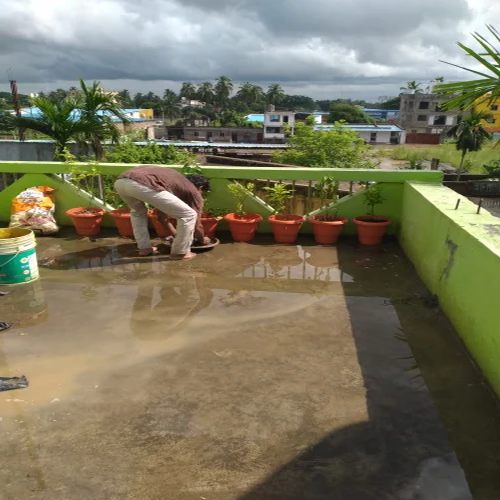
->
[1, 235, 499, 499]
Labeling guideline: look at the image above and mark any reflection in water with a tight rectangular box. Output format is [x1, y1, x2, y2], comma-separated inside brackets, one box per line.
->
[238, 246, 353, 283]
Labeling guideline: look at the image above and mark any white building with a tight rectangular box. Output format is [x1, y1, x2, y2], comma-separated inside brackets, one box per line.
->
[263, 111, 296, 142]
[314, 124, 406, 145]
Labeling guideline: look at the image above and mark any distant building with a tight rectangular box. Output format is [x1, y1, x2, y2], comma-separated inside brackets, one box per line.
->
[153, 126, 263, 143]
[315, 124, 405, 145]
[399, 93, 463, 135]
[363, 108, 399, 121]
[17, 107, 155, 123]
[179, 97, 205, 108]
[263, 110, 296, 142]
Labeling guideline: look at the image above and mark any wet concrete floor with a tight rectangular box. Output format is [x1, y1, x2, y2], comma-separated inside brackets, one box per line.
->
[0, 233, 499, 499]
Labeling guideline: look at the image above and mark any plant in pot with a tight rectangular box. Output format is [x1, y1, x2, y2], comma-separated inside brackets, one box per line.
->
[65, 163, 105, 237]
[103, 175, 135, 238]
[309, 176, 347, 245]
[224, 182, 262, 242]
[265, 182, 304, 244]
[201, 203, 225, 239]
[353, 183, 391, 245]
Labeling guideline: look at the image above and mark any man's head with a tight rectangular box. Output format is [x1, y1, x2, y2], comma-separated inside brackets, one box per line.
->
[187, 174, 210, 193]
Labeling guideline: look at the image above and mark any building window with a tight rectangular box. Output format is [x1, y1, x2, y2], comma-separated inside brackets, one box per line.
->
[433, 115, 446, 125]
[370, 132, 377, 142]
[269, 114, 281, 122]
[491, 104, 498, 111]
[266, 126, 282, 134]
[486, 117, 496, 123]
[220, 132, 225, 137]
[434, 104, 443, 112]
[419, 101, 429, 109]
[194, 131, 199, 137]
[417, 115, 427, 121]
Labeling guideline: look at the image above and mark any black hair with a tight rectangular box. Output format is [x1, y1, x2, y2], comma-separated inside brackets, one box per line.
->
[186, 174, 210, 192]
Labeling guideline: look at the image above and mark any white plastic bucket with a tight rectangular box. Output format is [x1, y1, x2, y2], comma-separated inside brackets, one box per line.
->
[0, 228, 39, 285]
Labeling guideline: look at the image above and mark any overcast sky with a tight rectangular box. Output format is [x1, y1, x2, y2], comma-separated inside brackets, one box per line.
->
[0, 0, 498, 101]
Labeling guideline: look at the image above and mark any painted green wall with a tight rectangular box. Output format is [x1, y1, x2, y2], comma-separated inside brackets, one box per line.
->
[399, 182, 500, 396]
[0, 162, 442, 233]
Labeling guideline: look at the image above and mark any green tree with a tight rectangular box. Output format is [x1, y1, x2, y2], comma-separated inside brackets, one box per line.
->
[273, 121, 374, 168]
[79, 80, 128, 160]
[214, 76, 233, 109]
[179, 82, 197, 100]
[196, 82, 214, 104]
[11, 96, 97, 160]
[328, 103, 371, 123]
[378, 96, 401, 109]
[162, 89, 180, 122]
[280, 94, 315, 111]
[266, 83, 285, 107]
[117, 89, 133, 107]
[399, 81, 423, 94]
[434, 25, 499, 110]
[447, 110, 492, 179]
[235, 83, 265, 111]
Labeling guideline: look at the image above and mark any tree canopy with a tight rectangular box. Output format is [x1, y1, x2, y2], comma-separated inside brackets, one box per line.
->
[328, 103, 371, 123]
[273, 121, 374, 169]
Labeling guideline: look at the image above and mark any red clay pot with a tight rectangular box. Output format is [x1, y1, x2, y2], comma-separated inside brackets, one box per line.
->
[201, 215, 222, 238]
[268, 214, 304, 244]
[148, 210, 176, 238]
[309, 216, 347, 245]
[353, 216, 391, 245]
[224, 213, 262, 242]
[65, 207, 104, 237]
[110, 207, 134, 238]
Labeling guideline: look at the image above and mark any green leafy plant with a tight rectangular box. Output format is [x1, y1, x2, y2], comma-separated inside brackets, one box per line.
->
[181, 164, 203, 176]
[315, 176, 339, 219]
[363, 184, 384, 216]
[263, 182, 293, 215]
[68, 163, 101, 210]
[434, 25, 499, 110]
[483, 159, 500, 177]
[227, 182, 255, 216]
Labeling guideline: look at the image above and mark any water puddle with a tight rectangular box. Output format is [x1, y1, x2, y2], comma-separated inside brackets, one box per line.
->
[0, 237, 497, 498]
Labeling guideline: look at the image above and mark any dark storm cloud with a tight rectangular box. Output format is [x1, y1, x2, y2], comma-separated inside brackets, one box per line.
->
[0, 0, 493, 97]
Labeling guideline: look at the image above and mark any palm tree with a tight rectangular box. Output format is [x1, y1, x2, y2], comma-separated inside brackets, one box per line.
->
[236, 83, 265, 111]
[162, 89, 180, 122]
[434, 25, 499, 110]
[11, 96, 97, 160]
[196, 82, 214, 105]
[447, 110, 492, 179]
[266, 83, 285, 107]
[79, 80, 128, 160]
[399, 81, 423, 94]
[214, 76, 233, 109]
[179, 82, 197, 100]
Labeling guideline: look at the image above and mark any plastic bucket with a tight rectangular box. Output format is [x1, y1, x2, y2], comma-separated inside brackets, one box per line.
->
[0, 228, 39, 285]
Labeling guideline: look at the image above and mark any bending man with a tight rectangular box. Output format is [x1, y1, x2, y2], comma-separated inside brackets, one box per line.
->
[114, 165, 210, 260]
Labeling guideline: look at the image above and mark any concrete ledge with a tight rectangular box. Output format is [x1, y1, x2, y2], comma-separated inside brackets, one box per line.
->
[399, 182, 500, 396]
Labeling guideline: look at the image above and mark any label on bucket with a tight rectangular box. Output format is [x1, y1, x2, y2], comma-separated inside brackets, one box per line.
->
[0, 247, 39, 285]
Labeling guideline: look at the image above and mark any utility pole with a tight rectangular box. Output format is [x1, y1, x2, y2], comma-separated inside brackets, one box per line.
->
[9, 80, 25, 141]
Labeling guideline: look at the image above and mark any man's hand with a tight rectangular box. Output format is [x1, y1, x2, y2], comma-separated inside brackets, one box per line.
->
[202, 236, 211, 245]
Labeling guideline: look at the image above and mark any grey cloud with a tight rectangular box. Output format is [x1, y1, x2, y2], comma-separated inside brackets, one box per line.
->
[0, 0, 490, 98]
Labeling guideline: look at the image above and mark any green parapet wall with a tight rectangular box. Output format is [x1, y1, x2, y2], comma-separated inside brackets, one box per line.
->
[399, 182, 500, 396]
[0, 162, 443, 232]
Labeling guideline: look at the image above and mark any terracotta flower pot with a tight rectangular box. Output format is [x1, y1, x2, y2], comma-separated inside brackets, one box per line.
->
[65, 207, 104, 237]
[148, 210, 176, 238]
[268, 214, 304, 244]
[224, 213, 262, 242]
[201, 214, 222, 239]
[110, 207, 134, 238]
[353, 215, 391, 245]
[309, 216, 347, 245]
